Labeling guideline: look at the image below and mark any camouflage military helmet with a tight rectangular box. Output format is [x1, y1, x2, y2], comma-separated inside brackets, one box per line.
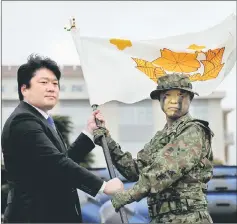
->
[150, 73, 199, 100]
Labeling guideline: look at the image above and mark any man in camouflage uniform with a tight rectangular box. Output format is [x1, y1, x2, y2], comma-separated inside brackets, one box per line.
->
[94, 74, 214, 223]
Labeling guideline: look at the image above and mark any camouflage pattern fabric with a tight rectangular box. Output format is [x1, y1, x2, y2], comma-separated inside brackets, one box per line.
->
[94, 126, 110, 145]
[150, 73, 199, 99]
[150, 210, 213, 223]
[94, 113, 214, 223]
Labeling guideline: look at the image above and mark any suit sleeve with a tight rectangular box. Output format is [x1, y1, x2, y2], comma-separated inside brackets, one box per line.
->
[11, 114, 103, 196]
[115, 124, 206, 205]
[67, 133, 95, 163]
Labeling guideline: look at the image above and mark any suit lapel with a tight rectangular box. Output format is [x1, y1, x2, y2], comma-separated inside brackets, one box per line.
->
[42, 119, 67, 153]
[56, 130, 68, 151]
[20, 101, 67, 153]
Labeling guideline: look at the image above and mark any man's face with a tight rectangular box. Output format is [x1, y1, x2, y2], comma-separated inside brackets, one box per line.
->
[159, 89, 191, 119]
[22, 68, 59, 112]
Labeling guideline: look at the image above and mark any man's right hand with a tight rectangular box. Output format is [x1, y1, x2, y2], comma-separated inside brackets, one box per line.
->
[103, 178, 124, 195]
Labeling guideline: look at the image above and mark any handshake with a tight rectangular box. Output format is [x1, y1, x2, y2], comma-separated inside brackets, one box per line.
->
[103, 177, 124, 195]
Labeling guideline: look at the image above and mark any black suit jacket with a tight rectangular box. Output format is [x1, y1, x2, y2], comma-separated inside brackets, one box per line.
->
[1, 101, 104, 223]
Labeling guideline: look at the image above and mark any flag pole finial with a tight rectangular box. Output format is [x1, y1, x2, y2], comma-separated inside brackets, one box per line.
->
[64, 17, 76, 31]
[71, 17, 76, 28]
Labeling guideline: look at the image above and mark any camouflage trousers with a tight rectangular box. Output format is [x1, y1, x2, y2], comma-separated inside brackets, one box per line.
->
[150, 210, 213, 223]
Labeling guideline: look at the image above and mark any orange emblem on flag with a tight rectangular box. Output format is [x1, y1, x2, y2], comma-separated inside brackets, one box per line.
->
[132, 47, 225, 83]
[152, 48, 201, 73]
[189, 47, 225, 81]
[131, 58, 166, 82]
[187, 44, 206, 52]
[110, 39, 132, 50]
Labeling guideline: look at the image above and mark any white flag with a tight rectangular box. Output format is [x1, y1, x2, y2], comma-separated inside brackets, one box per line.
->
[71, 14, 236, 106]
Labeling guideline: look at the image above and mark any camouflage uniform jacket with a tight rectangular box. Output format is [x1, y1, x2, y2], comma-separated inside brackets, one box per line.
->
[108, 113, 214, 222]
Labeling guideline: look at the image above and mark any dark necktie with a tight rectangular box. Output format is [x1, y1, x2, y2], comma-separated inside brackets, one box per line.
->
[47, 116, 57, 131]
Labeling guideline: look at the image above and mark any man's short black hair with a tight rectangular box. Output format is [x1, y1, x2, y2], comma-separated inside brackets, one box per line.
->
[17, 54, 61, 100]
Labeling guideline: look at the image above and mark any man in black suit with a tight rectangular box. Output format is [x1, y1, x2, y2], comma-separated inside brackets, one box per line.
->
[1, 54, 124, 223]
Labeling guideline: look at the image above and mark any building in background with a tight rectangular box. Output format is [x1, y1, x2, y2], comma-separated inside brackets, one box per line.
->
[1, 65, 235, 166]
[223, 108, 235, 163]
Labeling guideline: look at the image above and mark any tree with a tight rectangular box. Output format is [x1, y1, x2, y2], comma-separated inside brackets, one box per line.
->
[53, 115, 95, 168]
[53, 115, 73, 147]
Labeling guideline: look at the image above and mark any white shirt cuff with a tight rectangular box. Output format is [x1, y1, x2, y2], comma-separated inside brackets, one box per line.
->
[82, 130, 94, 143]
[99, 181, 107, 193]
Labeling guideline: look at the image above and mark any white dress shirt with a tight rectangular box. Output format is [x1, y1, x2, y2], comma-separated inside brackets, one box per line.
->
[23, 100, 106, 193]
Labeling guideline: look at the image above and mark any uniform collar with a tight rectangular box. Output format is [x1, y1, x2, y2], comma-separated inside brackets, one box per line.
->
[164, 113, 192, 135]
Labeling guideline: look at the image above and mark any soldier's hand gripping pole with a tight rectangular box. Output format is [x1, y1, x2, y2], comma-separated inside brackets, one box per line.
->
[92, 104, 129, 223]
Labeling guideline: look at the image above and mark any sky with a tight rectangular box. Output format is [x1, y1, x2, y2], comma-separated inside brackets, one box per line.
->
[2, 1, 236, 159]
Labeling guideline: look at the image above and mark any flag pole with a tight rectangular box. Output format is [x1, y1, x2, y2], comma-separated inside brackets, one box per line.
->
[92, 104, 129, 223]
[65, 17, 128, 223]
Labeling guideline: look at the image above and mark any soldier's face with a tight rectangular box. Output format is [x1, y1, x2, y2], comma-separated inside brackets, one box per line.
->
[159, 89, 191, 119]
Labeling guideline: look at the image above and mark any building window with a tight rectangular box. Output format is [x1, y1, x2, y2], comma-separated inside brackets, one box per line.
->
[190, 100, 209, 121]
[60, 85, 66, 92]
[55, 100, 91, 142]
[118, 100, 153, 125]
[71, 85, 83, 92]
[118, 100, 153, 142]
